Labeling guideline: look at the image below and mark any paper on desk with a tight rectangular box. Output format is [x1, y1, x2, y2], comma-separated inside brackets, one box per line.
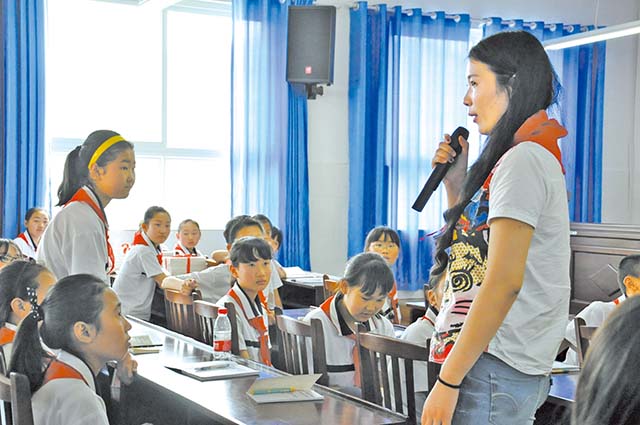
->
[248, 373, 322, 394]
[247, 374, 324, 404]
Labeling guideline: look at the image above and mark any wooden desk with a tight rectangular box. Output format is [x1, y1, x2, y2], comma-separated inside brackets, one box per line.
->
[124, 317, 407, 425]
[283, 307, 313, 320]
[406, 301, 426, 323]
[281, 277, 326, 308]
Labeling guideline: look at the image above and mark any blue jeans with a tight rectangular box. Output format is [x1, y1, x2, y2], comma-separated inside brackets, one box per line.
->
[452, 353, 551, 425]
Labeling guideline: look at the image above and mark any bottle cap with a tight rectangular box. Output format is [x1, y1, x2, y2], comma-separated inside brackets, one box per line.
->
[218, 308, 228, 315]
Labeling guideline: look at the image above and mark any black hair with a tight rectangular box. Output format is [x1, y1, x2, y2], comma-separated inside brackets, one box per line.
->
[24, 207, 48, 222]
[572, 295, 640, 425]
[343, 252, 394, 297]
[228, 216, 264, 244]
[617, 255, 640, 297]
[9, 274, 108, 392]
[223, 215, 249, 244]
[426, 268, 446, 292]
[431, 31, 559, 278]
[143, 206, 170, 225]
[0, 261, 50, 327]
[271, 226, 283, 247]
[363, 226, 401, 251]
[0, 239, 23, 263]
[229, 237, 273, 267]
[252, 214, 273, 232]
[57, 130, 134, 206]
[178, 219, 200, 232]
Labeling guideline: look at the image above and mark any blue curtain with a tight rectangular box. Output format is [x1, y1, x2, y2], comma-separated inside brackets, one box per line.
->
[231, 0, 311, 268]
[349, 4, 470, 290]
[483, 19, 605, 223]
[0, 0, 46, 238]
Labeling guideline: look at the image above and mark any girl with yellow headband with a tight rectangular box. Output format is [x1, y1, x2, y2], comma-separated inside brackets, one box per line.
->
[38, 130, 135, 284]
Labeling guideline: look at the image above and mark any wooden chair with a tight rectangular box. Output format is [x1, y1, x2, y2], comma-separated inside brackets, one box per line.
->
[193, 300, 219, 345]
[224, 302, 241, 356]
[10, 373, 33, 425]
[275, 315, 328, 385]
[357, 331, 431, 424]
[322, 274, 340, 300]
[164, 289, 199, 339]
[0, 372, 12, 425]
[574, 317, 598, 366]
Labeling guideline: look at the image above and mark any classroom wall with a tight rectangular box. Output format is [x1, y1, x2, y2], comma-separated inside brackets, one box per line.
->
[308, 0, 640, 275]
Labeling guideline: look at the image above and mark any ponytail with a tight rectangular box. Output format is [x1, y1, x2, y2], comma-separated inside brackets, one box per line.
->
[8, 311, 50, 391]
[56, 130, 134, 206]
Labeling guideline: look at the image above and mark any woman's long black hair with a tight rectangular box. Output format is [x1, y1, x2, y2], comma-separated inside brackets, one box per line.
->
[431, 31, 560, 277]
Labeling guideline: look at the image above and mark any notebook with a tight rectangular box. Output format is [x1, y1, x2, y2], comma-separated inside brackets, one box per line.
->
[247, 374, 324, 404]
[551, 361, 580, 374]
[165, 360, 259, 381]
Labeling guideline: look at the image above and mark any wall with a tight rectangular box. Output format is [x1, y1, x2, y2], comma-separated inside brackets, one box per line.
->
[308, 0, 640, 275]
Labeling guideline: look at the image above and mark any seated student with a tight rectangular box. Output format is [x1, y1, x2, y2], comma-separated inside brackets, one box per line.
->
[0, 261, 55, 374]
[113, 206, 195, 320]
[364, 226, 402, 323]
[398, 269, 446, 418]
[210, 215, 249, 264]
[0, 239, 26, 270]
[216, 237, 272, 365]
[563, 254, 640, 365]
[164, 216, 283, 314]
[14, 208, 50, 260]
[271, 226, 283, 257]
[303, 252, 395, 392]
[251, 214, 285, 308]
[10, 274, 134, 425]
[572, 295, 640, 425]
[174, 219, 205, 257]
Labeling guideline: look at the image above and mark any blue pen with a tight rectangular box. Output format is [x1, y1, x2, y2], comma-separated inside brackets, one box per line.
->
[252, 387, 295, 395]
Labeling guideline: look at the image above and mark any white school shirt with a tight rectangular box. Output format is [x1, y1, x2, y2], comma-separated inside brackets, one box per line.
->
[174, 242, 204, 257]
[14, 231, 37, 260]
[563, 295, 624, 366]
[487, 142, 571, 375]
[400, 308, 437, 393]
[180, 261, 283, 305]
[113, 231, 165, 320]
[303, 293, 394, 389]
[216, 283, 270, 363]
[37, 187, 110, 284]
[31, 350, 108, 425]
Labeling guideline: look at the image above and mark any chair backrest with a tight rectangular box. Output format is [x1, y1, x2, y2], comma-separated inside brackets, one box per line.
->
[164, 289, 198, 339]
[10, 373, 33, 425]
[322, 274, 340, 300]
[224, 302, 241, 355]
[193, 300, 219, 345]
[275, 315, 328, 384]
[0, 373, 12, 425]
[574, 317, 598, 366]
[357, 331, 430, 424]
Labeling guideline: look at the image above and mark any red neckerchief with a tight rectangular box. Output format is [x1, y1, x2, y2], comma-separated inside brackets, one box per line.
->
[228, 288, 271, 366]
[43, 359, 88, 386]
[319, 295, 362, 387]
[132, 231, 163, 265]
[388, 282, 400, 324]
[420, 315, 436, 328]
[174, 243, 198, 256]
[18, 232, 37, 252]
[65, 187, 114, 274]
[0, 327, 16, 346]
[482, 110, 568, 193]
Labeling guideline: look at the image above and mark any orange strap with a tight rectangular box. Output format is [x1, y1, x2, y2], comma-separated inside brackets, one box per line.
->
[43, 359, 88, 386]
[65, 188, 115, 274]
[132, 231, 163, 265]
[0, 327, 16, 346]
[421, 315, 435, 327]
[228, 289, 271, 366]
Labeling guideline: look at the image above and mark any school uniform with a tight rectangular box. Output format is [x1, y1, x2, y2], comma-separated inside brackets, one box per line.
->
[13, 231, 37, 260]
[38, 186, 114, 284]
[216, 283, 271, 365]
[381, 282, 401, 323]
[563, 295, 625, 366]
[0, 323, 17, 374]
[174, 242, 204, 257]
[113, 231, 165, 320]
[31, 350, 108, 425]
[303, 293, 394, 389]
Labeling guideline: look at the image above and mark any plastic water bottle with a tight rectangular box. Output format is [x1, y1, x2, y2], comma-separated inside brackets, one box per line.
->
[213, 308, 232, 360]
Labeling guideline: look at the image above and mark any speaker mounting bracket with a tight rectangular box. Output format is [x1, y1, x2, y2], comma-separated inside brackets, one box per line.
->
[305, 83, 324, 100]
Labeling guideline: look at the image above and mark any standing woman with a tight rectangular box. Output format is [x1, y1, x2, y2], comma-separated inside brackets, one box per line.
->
[38, 130, 135, 284]
[14, 208, 50, 260]
[422, 31, 570, 425]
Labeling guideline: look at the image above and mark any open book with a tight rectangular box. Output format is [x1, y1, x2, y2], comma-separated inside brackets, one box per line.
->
[247, 374, 324, 404]
[165, 360, 259, 381]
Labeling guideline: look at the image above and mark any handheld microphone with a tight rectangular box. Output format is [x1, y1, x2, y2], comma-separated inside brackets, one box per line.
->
[411, 126, 469, 212]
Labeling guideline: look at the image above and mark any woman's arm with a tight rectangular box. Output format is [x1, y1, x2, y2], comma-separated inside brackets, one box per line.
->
[421, 217, 534, 425]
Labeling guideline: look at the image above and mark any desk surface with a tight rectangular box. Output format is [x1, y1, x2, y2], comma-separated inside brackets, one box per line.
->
[127, 317, 407, 425]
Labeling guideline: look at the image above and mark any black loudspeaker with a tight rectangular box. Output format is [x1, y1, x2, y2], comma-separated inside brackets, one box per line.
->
[286, 6, 336, 85]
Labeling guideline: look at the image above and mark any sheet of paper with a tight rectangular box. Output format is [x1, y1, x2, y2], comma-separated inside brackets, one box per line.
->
[282, 267, 323, 279]
[248, 373, 322, 393]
